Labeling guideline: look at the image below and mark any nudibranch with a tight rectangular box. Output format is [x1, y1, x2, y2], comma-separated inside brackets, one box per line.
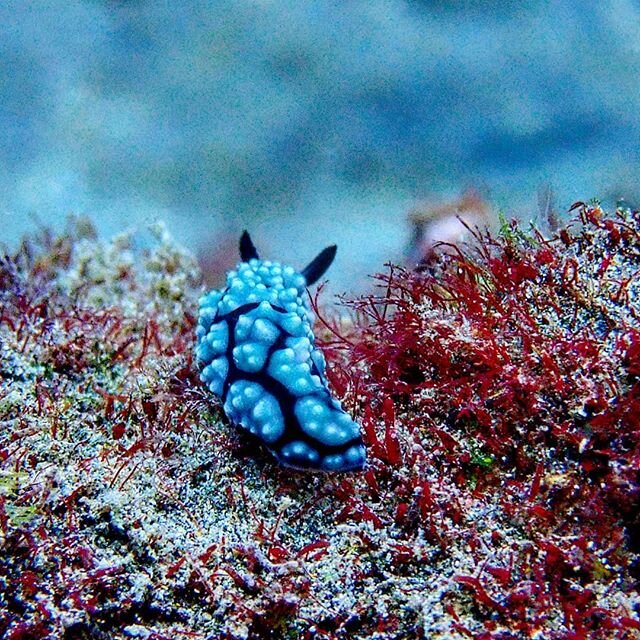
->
[195, 232, 366, 472]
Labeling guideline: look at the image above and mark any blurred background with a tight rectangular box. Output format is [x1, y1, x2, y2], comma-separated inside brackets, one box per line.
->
[2, 0, 639, 293]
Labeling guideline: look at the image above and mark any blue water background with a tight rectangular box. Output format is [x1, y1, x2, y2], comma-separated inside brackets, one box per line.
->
[1, 1, 639, 292]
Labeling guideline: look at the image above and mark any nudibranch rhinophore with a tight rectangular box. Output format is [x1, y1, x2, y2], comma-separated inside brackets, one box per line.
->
[195, 232, 366, 472]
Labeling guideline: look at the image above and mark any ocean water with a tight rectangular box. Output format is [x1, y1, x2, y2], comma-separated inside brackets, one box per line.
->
[1, 0, 639, 292]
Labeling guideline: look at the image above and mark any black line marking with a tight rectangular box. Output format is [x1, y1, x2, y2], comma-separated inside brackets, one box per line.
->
[211, 300, 362, 465]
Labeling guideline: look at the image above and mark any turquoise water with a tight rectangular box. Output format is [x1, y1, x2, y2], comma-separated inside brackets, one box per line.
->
[1, 1, 639, 291]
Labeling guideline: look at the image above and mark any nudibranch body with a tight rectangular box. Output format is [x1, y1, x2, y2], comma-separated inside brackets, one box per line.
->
[195, 232, 366, 472]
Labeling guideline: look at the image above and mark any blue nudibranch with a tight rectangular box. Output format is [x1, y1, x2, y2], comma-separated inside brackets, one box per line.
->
[195, 232, 366, 472]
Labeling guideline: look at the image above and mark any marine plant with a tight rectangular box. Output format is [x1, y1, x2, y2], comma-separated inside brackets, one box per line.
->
[319, 201, 640, 638]
[0, 205, 638, 639]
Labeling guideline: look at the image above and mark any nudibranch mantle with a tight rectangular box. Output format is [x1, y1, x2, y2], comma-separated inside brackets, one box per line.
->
[195, 232, 366, 472]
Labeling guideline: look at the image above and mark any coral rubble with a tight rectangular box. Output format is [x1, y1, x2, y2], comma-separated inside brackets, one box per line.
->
[0, 206, 638, 639]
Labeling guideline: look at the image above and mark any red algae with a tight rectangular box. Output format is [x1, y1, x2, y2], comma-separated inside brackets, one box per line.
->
[325, 202, 640, 638]
[0, 207, 638, 639]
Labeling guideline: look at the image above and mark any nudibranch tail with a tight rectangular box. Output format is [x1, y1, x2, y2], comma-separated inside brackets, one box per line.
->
[195, 233, 366, 472]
